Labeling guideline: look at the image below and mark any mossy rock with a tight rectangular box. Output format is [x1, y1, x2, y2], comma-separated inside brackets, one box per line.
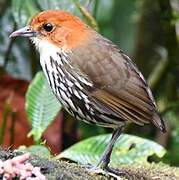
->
[0, 149, 178, 180]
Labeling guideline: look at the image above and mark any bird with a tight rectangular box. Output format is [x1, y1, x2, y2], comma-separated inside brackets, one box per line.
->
[10, 10, 166, 174]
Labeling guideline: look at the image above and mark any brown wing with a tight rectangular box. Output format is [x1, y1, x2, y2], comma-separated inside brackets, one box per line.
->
[71, 31, 166, 132]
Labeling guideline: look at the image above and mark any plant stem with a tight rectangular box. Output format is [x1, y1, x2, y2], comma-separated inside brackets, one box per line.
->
[3, 23, 16, 68]
[147, 47, 169, 90]
[35, 138, 41, 145]
[73, 0, 99, 31]
[9, 111, 16, 147]
[93, 0, 99, 19]
[0, 103, 11, 145]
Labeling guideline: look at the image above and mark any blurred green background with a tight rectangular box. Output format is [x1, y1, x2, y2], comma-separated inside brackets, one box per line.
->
[0, 0, 179, 166]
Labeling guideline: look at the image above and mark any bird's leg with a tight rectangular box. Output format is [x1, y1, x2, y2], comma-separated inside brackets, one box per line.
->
[96, 126, 124, 170]
[87, 126, 128, 179]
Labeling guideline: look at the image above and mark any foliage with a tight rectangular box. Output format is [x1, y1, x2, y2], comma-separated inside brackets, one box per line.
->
[26, 71, 61, 143]
[11, 0, 97, 28]
[57, 134, 166, 166]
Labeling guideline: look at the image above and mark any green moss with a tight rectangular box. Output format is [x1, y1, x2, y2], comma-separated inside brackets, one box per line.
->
[115, 164, 179, 180]
[0, 149, 178, 180]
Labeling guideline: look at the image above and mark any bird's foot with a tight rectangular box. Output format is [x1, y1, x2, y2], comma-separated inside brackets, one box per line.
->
[84, 164, 130, 180]
[88, 167, 122, 180]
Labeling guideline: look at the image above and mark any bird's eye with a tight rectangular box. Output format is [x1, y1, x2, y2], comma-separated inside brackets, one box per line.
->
[43, 23, 53, 32]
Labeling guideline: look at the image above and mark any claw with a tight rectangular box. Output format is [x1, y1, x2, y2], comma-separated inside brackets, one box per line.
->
[85, 164, 129, 180]
[90, 168, 121, 179]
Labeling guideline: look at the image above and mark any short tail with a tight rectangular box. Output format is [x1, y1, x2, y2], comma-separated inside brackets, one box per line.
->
[152, 111, 166, 133]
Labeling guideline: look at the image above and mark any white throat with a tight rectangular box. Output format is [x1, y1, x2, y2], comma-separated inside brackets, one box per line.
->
[31, 37, 69, 68]
[31, 37, 60, 57]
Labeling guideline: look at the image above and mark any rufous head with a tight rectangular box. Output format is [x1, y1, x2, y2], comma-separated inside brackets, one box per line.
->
[10, 10, 91, 49]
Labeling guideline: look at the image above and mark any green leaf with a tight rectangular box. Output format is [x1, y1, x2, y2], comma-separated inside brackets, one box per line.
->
[12, 0, 39, 27]
[18, 145, 51, 157]
[36, 0, 79, 13]
[25, 71, 62, 142]
[57, 134, 166, 166]
[12, 0, 95, 28]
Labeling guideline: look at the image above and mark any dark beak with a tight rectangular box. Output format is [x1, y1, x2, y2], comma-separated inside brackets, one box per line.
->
[9, 26, 38, 38]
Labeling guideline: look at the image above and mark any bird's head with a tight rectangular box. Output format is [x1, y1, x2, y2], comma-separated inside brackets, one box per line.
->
[10, 10, 90, 50]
